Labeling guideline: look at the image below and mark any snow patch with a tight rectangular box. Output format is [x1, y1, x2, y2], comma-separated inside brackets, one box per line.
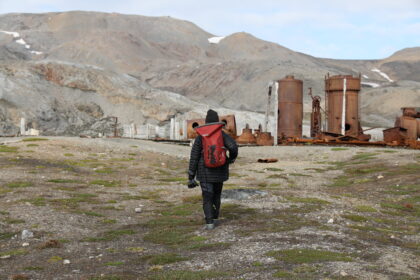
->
[0, 30, 43, 55]
[371, 68, 393, 83]
[16, 38, 30, 49]
[361, 82, 380, 88]
[362, 74, 369, 79]
[0, 30, 20, 38]
[208, 36, 225, 44]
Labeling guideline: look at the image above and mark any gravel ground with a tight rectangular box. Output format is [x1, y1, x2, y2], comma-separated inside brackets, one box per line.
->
[0, 137, 419, 280]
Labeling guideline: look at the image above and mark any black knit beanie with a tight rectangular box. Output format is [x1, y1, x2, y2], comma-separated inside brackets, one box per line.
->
[205, 109, 219, 123]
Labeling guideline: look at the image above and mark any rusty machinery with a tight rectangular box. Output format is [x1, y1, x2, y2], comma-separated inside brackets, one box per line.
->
[254, 122, 274, 145]
[254, 124, 262, 137]
[182, 75, 418, 149]
[253, 75, 304, 145]
[383, 107, 420, 148]
[308, 87, 321, 137]
[103, 116, 119, 137]
[256, 131, 274, 146]
[396, 107, 420, 141]
[236, 124, 257, 144]
[278, 75, 303, 139]
[324, 74, 370, 141]
[111, 116, 118, 137]
[186, 114, 237, 139]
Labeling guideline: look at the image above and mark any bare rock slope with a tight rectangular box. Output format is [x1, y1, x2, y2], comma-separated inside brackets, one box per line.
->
[0, 11, 419, 135]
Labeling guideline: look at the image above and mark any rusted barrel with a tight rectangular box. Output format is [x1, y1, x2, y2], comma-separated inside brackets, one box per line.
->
[277, 75, 303, 139]
[325, 75, 361, 137]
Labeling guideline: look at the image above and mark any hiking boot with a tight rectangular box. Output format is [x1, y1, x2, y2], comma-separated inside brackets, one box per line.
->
[205, 223, 215, 230]
[213, 219, 220, 227]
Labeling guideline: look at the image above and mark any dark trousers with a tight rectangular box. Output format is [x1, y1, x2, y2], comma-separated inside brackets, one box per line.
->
[200, 182, 223, 224]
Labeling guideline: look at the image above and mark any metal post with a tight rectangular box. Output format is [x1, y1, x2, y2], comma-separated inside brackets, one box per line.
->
[170, 118, 175, 140]
[273, 82, 279, 145]
[20, 118, 26, 136]
[341, 78, 347, 135]
[324, 74, 328, 132]
[131, 123, 136, 138]
[175, 121, 180, 140]
[264, 82, 273, 132]
[183, 120, 187, 140]
[155, 125, 160, 138]
[114, 117, 118, 137]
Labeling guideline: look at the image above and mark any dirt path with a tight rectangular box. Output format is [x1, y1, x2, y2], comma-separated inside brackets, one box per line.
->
[0, 137, 419, 280]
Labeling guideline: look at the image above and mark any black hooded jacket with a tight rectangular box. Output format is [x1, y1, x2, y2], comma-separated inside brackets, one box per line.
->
[188, 131, 238, 183]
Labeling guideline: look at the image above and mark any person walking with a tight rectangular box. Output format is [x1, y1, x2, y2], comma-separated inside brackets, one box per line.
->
[187, 109, 238, 230]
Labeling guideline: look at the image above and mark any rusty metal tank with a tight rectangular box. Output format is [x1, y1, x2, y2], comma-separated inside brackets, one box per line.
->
[395, 116, 420, 141]
[325, 74, 361, 138]
[277, 75, 303, 139]
[186, 115, 237, 139]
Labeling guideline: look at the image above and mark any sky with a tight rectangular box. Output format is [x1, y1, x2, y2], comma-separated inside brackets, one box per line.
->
[0, 0, 419, 59]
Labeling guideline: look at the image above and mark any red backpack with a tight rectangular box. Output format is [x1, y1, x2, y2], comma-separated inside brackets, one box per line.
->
[195, 123, 226, 168]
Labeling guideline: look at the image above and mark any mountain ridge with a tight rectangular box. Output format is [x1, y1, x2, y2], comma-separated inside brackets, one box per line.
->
[0, 11, 419, 135]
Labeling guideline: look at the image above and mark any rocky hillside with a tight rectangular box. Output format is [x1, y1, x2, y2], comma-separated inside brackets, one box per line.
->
[0, 11, 419, 135]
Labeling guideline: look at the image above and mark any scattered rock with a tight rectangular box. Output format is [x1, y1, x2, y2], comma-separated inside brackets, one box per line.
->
[0, 255, 11, 259]
[327, 218, 334, 224]
[39, 239, 61, 249]
[222, 189, 267, 201]
[22, 242, 29, 247]
[63, 259, 71, 264]
[21, 230, 34, 240]
[135, 207, 142, 213]
[340, 271, 348, 277]
[11, 275, 29, 280]
[377, 175, 384, 179]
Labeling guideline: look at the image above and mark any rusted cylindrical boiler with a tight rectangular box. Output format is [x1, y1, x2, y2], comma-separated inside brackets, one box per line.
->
[186, 115, 237, 139]
[325, 75, 361, 137]
[186, 119, 206, 139]
[218, 115, 237, 138]
[277, 75, 303, 138]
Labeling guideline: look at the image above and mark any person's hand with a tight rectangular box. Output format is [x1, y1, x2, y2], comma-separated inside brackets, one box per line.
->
[187, 179, 198, 189]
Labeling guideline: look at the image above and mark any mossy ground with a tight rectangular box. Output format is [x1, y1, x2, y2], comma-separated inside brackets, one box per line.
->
[0, 138, 418, 279]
